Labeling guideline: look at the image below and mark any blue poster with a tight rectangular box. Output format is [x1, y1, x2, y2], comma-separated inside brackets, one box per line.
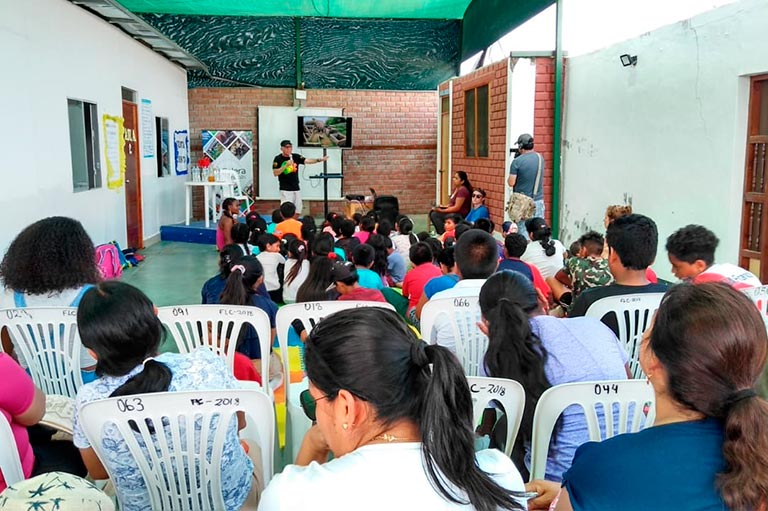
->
[173, 130, 189, 175]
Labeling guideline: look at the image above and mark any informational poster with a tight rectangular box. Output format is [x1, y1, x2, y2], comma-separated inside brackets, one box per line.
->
[201, 130, 253, 189]
[174, 129, 189, 175]
[140, 98, 154, 158]
[102, 114, 126, 190]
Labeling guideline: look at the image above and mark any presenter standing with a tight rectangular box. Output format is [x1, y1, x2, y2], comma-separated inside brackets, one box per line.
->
[272, 139, 328, 215]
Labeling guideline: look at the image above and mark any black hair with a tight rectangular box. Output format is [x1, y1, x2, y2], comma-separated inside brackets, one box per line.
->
[280, 202, 296, 219]
[285, 238, 308, 286]
[416, 231, 430, 242]
[665, 224, 718, 266]
[454, 230, 498, 279]
[77, 282, 171, 396]
[474, 218, 493, 233]
[0, 216, 101, 294]
[301, 216, 318, 244]
[445, 214, 463, 226]
[377, 219, 393, 237]
[568, 240, 582, 258]
[218, 244, 244, 277]
[578, 230, 604, 256]
[352, 213, 363, 226]
[424, 237, 443, 264]
[231, 223, 250, 253]
[360, 216, 376, 233]
[247, 216, 268, 246]
[479, 271, 551, 459]
[366, 234, 389, 277]
[271, 208, 283, 224]
[220, 256, 264, 306]
[455, 170, 473, 194]
[305, 308, 524, 511]
[606, 214, 658, 270]
[296, 255, 334, 302]
[352, 243, 375, 268]
[524, 217, 556, 257]
[504, 234, 528, 259]
[454, 222, 472, 240]
[436, 246, 455, 270]
[310, 232, 335, 257]
[397, 217, 418, 245]
[221, 198, 237, 219]
[327, 213, 344, 237]
[338, 219, 356, 238]
[257, 233, 280, 253]
[409, 242, 433, 266]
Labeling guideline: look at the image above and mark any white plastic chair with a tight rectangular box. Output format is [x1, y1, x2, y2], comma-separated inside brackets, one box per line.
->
[287, 378, 312, 461]
[466, 376, 525, 457]
[0, 411, 24, 487]
[157, 305, 273, 393]
[742, 285, 768, 327]
[420, 294, 487, 376]
[528, 379, 655, 481]
[220, 169, 252, 212]
[79, 388, 274, 511]
[1, 307, 84, 398]
[584, 293, 664, 378]
[275, 300, 394, 460]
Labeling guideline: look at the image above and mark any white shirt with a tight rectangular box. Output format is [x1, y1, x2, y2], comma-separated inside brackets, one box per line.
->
[428, 279, 486, 353]
[257, 251, 286, 292]
[521, 239, 566, 280]
[282, 259, 310, 304]
[258, 443, 524, 511]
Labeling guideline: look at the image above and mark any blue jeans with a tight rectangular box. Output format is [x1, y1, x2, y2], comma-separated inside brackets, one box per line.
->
[517, 199, 546, 239]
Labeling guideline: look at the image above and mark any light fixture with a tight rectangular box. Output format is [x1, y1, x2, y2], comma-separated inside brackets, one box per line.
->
[620, 54, 638, 67]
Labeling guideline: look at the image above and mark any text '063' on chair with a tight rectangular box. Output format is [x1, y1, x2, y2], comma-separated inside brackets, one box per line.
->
[742, 285, 768, 327]
[466, 376, 525, 458]
[584, 293, 664, 378]
[419, 295, 487, 376]
[528, 379, 655, 481]
[157, 305, 273, 393]
[0, 411, 24, 487]
[275, 301, 394, 460]
[79, 389, 274, 511]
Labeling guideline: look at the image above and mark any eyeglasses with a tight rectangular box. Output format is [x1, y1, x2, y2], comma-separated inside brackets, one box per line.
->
[299, 389, 330, 421]
[472, 194, 484, 198]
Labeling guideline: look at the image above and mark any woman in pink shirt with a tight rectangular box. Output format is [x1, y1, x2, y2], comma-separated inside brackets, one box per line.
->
[402, 242, 442, 328]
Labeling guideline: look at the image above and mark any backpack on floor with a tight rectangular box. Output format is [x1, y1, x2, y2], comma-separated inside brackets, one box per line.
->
[95, 243, 123, 280]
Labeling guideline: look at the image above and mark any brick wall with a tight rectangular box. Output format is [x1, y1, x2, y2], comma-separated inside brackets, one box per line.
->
[187, 88, 438, 219]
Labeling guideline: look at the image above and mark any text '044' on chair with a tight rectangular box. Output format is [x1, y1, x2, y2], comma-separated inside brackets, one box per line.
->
[79, 389, 274, 511]
[419, 295, 487, 376]
[466, 376, 525, 458]
[584, 293, 665, 378]
[0, 411, 24, 487]
[528, 379, 655, 481]
[157, 305, 273, 394]
[742, 285, 768, 327]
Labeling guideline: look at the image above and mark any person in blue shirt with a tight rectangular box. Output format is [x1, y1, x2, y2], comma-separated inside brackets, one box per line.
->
[201, 244, 245, 304]
[465, 188, 490, 224]
[527, 283, 768, 511]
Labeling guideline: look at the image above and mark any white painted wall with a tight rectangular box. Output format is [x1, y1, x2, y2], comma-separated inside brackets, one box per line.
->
[560, 0, 767, 280]
[0, 0, 189, 252]
[505, 57, 538, 218]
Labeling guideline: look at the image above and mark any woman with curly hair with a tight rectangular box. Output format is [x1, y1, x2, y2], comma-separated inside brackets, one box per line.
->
[0, 216, 101, 382]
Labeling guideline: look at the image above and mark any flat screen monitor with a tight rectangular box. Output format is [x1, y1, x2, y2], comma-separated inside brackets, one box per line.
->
[297, 116, 353, 149]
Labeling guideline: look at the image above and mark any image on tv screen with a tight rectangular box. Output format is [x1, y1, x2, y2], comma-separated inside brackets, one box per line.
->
[298, 116, 352, 148]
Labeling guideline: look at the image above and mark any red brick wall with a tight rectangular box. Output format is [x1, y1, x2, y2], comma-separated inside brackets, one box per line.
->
[187, 88, 438, 219]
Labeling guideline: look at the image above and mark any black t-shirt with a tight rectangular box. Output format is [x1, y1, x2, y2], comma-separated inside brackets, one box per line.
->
[569, 282, 669, 336]
[272, 153, 306, 191]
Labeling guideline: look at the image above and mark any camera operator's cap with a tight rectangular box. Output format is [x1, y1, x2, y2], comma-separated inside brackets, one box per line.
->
[517, 133, 534, 146]
[326, 261, 357, 291]
[280, 139, 292, 147]
[502, 221, 517, 236]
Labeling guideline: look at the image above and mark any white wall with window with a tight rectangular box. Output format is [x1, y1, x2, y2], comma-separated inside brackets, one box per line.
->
[559, 0, 768, 280]
[0, 0, 189, 251]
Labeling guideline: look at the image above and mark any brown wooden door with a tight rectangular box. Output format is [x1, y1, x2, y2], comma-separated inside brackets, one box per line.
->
[122, 100, 143, 249]
[739, 75, 768, 282]
[439, 95, 451, 205]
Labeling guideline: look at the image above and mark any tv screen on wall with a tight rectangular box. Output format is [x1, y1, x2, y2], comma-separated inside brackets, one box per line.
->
[297, 116, 353, 149]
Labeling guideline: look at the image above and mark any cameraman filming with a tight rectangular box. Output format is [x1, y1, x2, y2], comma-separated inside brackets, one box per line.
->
[508, 133, 545, 238]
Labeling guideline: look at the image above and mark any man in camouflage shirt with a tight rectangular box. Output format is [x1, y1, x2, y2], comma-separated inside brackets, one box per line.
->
[561, 230, 613, 297]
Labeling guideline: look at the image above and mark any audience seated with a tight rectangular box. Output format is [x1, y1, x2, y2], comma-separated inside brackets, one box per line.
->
[392, 216, 418, 265]
[549, 231, 613, 308]
[353, 215, 375, 244]
[275, 202, 303, 240]
[328, 261, 386, 303]
[429, 171, 473, 235]
[256, 233, 286, 303]
[259, 307, 526, 510]
[402, 242, 442, 327]
[521, 217, 567, 280]
[382, 235, 406, 287]
[479, 271, 629, 482]
[334, 219, 360, 261]
[351, 244, 384, 291]
[466, 188, 491, 224]
[217, 198, 240, 251]
[415, 246, 458, 319]
[231, 222, 252, 256]
[498, 233, 551, 300]
[283, 238, 310, 304]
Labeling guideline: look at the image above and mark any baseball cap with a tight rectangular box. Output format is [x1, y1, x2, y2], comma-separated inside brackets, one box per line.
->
[326, 261, 357, 291]
[280, 139, 292, 147]
[516, 133, 533, 146]
[502, 221, 518, 236]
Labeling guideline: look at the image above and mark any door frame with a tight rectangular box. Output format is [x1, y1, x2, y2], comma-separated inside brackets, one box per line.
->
[122, 99, 144, 249]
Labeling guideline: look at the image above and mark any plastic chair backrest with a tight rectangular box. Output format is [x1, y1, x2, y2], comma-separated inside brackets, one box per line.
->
[286, 378, 312, 462]
[157, 305, 272, 392]
[584, 293, 664, 378]
[0, 411, 24, 487]
[742, 285, 768, 327]
[1, 307, 84, 398]
[528, 379, 655, 481]
[219, 169, 252, 209]
[466, 376, 525, 457]
[419, 294, 487, 376]
[79, 389, 274, 511]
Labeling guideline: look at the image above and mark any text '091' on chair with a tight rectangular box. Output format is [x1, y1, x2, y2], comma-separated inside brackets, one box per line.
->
[466, 376, 525, 458]
[742, 285, 768, 327]
[1, 307, 83, 398]
[78, 389, 274, 511]
[419, 295, 487, 376]
[157, 305, 273, 393]
[275, 301, 394, 460]
[528, 379, 655, 481]
[584, 293, 664, 378]
[0, 411, 24, 487]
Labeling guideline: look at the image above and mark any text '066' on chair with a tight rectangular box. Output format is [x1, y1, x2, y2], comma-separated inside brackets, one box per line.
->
[528, 380, 655, 481]
[742, 285, 768, 327]
[584, 293, 664, 378]
[419, 295, 487, 376]
[275, 301, 394, 461]
[79, 389, 274, 511]
[157, 305, 273, 393]
[466, 376, 525, 458]
[0, 411, 24, 487]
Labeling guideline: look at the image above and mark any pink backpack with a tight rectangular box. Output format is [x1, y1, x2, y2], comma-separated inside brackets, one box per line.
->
[95, 243, 123, 280]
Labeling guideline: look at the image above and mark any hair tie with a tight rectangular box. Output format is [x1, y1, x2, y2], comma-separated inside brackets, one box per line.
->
[231, 264, 246, 274]
[142, 357, 155, 366]
[297, 244, 305, 252]
[327, 252, 337, 260]
[724, 388, 757, 411]
[410, 341, 429, 368]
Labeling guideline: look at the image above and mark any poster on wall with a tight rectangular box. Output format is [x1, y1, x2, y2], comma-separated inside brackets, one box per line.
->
[102, 114, 126, 190]
[174, 129, 189, 175]
[201, 130, 253, 189]
[140, 98, 154, 158]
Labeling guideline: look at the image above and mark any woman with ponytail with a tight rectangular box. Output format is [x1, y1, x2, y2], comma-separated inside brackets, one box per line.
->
[283, 238, 310, 304]
[528, 282, 768, 511]
[72, 281, 256, 511]
[521, 217, 566, 279]
[479, 271, 628, 482]
[258, 307, 526, 511]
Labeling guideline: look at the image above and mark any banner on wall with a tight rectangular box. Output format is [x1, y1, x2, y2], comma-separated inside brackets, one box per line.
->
[102, 114, 126, 190]
[140, 99, 154, 158]
[174, 129, 189, 175]
[201, 130, 253, 189]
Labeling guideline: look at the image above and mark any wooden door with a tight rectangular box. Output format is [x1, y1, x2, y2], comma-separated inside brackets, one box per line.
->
[439, 95, 451, 205]
[122, 100, 143, 249]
